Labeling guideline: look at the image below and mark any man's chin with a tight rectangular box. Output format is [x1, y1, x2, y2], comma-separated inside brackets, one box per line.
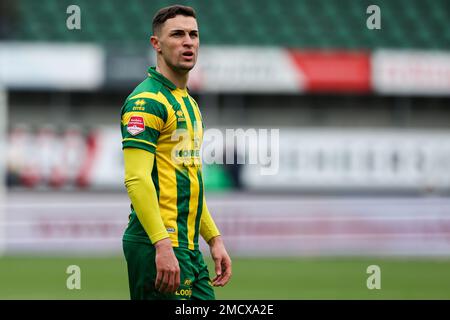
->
[177, 61, 196, 71]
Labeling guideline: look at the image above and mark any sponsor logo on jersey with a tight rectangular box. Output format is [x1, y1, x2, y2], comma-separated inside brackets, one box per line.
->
[132, 100, 146, 111]
[176, 110, 186, 122]
[134, 99, 146, 107]
[127, 116, 145, 135]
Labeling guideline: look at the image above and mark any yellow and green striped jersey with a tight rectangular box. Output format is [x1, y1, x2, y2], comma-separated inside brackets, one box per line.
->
[121, 67, 213, 250]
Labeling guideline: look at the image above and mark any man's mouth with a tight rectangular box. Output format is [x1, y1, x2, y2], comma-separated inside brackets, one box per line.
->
[182, 51, 194, 58]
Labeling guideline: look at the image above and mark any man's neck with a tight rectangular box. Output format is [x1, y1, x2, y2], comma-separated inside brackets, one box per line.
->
[156, 62, 189, 90]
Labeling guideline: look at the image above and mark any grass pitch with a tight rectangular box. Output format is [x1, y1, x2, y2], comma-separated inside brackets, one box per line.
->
[0, 256, 449, 299]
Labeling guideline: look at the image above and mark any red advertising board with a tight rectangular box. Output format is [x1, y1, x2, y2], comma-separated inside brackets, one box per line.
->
[289, 50, 371, 93]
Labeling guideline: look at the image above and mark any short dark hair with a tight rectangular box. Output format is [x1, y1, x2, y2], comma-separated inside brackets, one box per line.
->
[152, 5, 197, 35]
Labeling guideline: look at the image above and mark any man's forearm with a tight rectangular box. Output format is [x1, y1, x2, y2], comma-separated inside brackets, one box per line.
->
[207, 234, 223, 246]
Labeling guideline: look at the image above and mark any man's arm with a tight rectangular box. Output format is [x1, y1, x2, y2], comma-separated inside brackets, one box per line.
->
[200, 201, 232, 287]
[123, 147, 180, 293]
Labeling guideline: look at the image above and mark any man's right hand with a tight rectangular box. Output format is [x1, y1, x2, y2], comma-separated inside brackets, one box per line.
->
[154, 238, 180, 294]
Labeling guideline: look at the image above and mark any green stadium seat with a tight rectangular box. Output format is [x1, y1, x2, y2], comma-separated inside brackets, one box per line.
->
[8, 0, 449, 49]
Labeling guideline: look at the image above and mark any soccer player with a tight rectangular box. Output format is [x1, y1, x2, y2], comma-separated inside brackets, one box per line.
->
[120, 5, 232, 300]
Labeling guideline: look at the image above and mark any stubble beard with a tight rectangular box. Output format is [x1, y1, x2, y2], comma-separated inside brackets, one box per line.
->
[164, 55, 196, 75]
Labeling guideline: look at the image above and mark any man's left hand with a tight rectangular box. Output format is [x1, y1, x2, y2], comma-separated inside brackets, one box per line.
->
[208, 236, 232, 287]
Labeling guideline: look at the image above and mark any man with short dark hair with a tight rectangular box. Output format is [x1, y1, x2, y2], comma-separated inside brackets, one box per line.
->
[121, 5, 232, 300]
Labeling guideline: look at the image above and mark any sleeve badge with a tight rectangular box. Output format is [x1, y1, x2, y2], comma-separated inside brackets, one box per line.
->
[127, 116, 145, 135]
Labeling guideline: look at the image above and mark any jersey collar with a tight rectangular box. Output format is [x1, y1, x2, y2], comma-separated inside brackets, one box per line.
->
[147, 67, 177, 90]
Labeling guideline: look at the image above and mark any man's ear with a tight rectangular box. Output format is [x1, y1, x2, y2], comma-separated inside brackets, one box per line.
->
[150, 35, 161, 53]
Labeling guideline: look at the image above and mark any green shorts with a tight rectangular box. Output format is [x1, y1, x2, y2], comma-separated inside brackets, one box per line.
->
[123, 240, 215, 300]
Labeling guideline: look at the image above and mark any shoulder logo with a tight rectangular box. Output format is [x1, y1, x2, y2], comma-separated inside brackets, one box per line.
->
[127, 116, 145, 135]
[135, 99, 146, 107]
[132, 99, 146, 111]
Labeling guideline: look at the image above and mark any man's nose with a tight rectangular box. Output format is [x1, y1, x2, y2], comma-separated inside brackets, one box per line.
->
[183, 34, 194, 46]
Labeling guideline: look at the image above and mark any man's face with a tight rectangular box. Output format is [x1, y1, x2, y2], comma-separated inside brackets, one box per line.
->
[154, 15, 199, 73]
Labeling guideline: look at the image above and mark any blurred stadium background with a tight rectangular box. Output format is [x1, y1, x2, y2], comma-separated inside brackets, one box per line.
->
[1, 0, 450, 299]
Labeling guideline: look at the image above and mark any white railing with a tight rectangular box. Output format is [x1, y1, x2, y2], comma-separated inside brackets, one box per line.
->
[2, 193, 450, 256]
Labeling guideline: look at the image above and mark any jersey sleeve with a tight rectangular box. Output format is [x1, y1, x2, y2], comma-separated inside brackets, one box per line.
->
[121, 98, 168, 154]
[124, 148, 169, 244]
[200, 199, 221, 243]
